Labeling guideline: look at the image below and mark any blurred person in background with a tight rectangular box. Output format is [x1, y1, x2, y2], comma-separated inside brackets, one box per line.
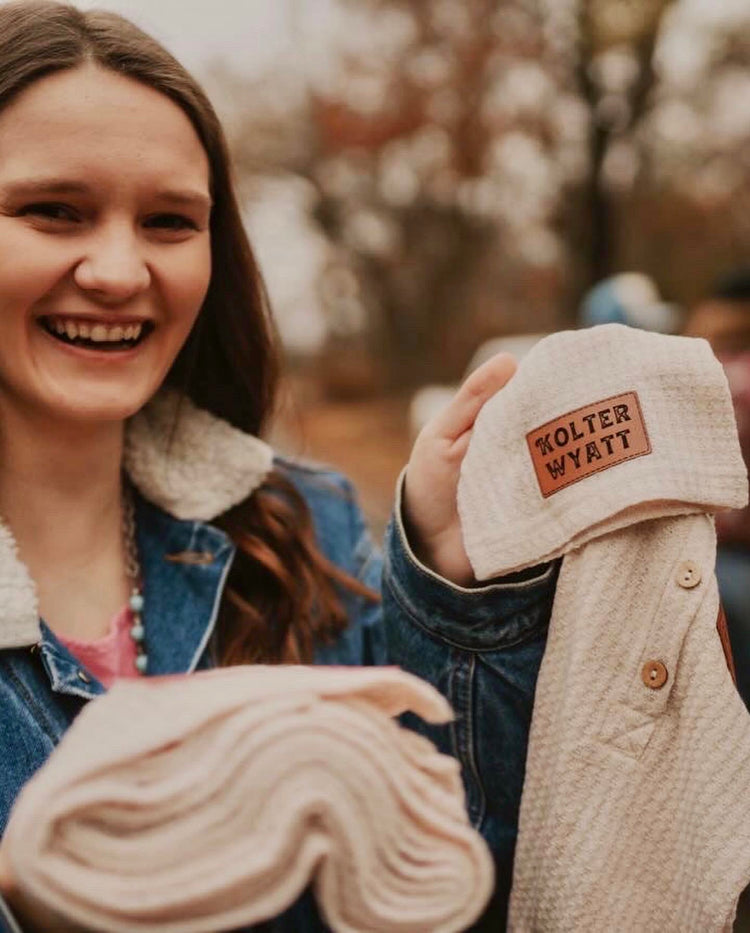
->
[684, 269, 750, 709]
[578, 271, 682, 334]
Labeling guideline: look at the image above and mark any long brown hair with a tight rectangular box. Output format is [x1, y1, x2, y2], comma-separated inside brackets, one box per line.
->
[0, 0, 377, 663]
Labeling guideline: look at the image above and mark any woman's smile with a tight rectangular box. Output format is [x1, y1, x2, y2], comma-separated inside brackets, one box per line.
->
[37, 315, 153, 354]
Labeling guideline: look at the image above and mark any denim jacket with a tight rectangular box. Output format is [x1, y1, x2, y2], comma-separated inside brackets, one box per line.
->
[0, 394, 556, 931]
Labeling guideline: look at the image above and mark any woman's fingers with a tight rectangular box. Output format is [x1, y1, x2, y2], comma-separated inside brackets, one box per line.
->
[427, 353, 517, 444]
[403, 351, 517, 585]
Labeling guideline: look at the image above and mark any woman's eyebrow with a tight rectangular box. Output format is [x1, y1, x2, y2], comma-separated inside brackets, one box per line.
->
[0, 178, 213, 209]
[0, 178, 91, 197]
[154, 189, 213, 211]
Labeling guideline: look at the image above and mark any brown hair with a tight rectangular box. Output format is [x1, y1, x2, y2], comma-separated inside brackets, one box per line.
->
[0, 0, 377, 663]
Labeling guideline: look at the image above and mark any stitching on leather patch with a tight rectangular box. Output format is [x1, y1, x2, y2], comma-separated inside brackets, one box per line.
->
[526, 391, 651, 498]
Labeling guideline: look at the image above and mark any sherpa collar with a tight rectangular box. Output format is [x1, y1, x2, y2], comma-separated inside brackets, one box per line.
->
[0, 390, 273, 649]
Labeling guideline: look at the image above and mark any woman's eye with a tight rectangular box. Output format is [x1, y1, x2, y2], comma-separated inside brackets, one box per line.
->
[145, 213, 198, 231]
[21, 202, 79, 222]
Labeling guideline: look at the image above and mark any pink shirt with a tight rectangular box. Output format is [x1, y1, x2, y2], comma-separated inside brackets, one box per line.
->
[58, 605, 139, 688]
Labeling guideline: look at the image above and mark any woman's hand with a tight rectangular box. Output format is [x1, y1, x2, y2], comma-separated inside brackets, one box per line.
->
[403, 353, 517, 586]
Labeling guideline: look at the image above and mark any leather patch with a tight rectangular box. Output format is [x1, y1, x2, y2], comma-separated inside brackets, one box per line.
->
[717, 603, 737, 685]
[526, 391, 651, 497]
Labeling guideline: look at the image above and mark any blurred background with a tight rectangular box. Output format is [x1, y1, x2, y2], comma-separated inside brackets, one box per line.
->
[37, 0, 750, 530]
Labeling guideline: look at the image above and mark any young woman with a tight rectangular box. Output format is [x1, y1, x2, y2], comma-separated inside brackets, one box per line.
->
[0, 2, 556, 929]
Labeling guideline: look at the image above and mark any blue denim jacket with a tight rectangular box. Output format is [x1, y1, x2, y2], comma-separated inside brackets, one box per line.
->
[0, 457, 555, 931]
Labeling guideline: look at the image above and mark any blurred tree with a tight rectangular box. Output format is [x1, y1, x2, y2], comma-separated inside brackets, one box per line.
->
[225, 0, 750, 393]
[294, 0, 584, 389]
[619, 0, 750, 303]
[298, 0, 682, 388]
[576, 0, 676, 282]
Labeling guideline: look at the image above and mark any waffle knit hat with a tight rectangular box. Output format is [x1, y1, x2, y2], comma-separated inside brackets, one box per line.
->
[458, 324, 750, 931]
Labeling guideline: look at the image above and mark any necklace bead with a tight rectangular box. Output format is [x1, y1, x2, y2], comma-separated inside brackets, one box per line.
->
[123, 483, 146, 676]
[129, 593, 145, 614]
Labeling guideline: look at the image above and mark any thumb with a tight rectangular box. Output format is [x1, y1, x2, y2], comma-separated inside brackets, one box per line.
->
[425, 353, 517, 447]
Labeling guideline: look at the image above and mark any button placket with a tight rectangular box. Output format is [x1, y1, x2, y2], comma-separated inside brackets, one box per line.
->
[638, 559, 703, 697]
[599, 519, 714, 761]
[640, 560, 703, 705]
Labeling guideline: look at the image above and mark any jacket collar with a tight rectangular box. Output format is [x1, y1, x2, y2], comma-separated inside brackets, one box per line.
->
[0, 390, 273, 650]
[37, 494, 236, 697]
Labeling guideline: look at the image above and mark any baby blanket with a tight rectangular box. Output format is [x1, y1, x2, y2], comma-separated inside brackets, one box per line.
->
[458, 324, 750, 931]
[3, 665, 493, 933]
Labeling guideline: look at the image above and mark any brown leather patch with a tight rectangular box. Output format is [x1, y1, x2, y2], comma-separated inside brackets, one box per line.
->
[526, 391, 651, 498]
[717, 603, 737, 685]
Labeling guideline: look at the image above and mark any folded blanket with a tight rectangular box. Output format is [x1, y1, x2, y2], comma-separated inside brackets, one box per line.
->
[458, 324, 750, 931]
[3, 665, 493, 933]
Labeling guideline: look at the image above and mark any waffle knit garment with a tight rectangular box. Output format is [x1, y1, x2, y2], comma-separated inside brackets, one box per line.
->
[3, 665, 493, 933]
[457, 324, 750, 931]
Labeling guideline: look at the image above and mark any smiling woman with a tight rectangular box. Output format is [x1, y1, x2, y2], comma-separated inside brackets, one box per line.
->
[0, 3, 556, 932]
[0, 64, 212, 421]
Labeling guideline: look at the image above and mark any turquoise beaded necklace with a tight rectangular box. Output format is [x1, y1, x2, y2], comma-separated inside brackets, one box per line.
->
[123, 483, 147, 675]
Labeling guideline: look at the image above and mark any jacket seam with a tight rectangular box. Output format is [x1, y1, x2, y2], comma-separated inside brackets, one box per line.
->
[449, 652, 486, 827]
[275, 456, 356, 499]
[4, 659, 60, 742]
[345, 483, 362, 567]
[357, 545, 379, 585]
[188, 540, 236, 673]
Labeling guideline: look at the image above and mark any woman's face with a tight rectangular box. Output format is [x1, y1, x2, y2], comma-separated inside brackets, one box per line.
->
[0, 64, 212, 426]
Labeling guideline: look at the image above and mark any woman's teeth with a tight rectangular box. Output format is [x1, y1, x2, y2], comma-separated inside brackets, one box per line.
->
[42, 317, 147, 349]
[51, 319, 142, 341]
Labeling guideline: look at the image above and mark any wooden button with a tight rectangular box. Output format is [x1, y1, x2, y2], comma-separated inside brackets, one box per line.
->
[675, 561, 701, 589]
[641, 660, 668, 690]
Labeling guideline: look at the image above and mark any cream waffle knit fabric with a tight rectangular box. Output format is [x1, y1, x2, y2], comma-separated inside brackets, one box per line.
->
[458, 324, 746, 578]
[457, 324, 750, 931]
[3, 665, 493, 933]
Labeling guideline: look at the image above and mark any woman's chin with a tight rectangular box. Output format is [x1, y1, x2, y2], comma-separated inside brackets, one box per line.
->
[40, 386, 156, 426]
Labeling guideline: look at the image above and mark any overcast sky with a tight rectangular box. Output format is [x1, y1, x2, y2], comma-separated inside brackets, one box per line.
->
[70, 0, 340, 79]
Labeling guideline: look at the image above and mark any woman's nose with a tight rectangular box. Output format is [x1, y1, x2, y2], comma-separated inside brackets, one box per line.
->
[73, 223, 151, 302]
